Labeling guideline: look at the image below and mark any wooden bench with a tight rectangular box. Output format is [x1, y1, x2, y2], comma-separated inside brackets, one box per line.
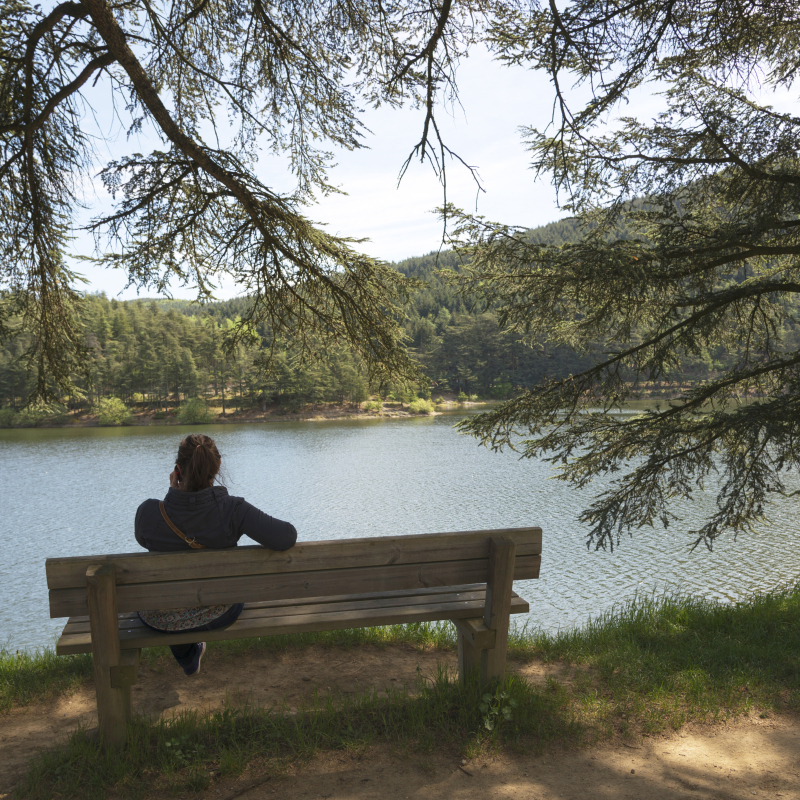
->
[45, 526, 541, 746]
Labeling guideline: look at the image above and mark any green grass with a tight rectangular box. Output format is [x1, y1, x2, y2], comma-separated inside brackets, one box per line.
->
[509, 584, 800, 729]
[0, 648, 94, 712]
[7, 584, 800, 798]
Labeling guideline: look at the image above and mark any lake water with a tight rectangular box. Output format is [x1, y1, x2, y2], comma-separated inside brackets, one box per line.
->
[2, 413, 799, 652]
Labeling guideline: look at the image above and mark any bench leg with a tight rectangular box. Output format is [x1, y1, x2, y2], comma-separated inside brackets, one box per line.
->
[457, 631, 482, 686]
[481, 537, 516, 685]
[86, 564, 128, 747]
[111, 648, 141, 724]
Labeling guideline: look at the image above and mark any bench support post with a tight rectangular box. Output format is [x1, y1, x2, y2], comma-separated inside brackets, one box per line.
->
[480, 537, 516, 685]
[111, 648, 141, 723]
[86, 564, 128, 747]
[457, 630, 481, 685]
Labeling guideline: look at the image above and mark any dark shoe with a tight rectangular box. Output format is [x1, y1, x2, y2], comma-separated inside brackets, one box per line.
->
[183, 642, 206, 676]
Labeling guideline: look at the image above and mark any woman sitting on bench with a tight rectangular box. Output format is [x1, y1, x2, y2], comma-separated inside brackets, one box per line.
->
[134, 433, 297, 676]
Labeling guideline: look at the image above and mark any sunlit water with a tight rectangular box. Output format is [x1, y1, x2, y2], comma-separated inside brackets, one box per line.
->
[1, 412, 799, 652]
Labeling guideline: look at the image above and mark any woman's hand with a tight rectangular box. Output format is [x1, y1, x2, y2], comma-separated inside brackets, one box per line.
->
[169, 469, 181, 489]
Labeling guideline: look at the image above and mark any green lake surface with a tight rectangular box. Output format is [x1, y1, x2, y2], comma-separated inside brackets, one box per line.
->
[2, 412, 799, 652]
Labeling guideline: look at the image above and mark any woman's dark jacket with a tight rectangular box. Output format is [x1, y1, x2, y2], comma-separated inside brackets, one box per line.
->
[135, 485, 297, 552]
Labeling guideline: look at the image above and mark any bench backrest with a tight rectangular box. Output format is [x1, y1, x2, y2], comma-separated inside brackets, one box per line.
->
[46, 527, 541, 618]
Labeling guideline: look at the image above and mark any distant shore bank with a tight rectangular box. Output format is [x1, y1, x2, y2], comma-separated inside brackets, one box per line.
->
[1, 392, 727, 430]
[0, 397, 494, 430]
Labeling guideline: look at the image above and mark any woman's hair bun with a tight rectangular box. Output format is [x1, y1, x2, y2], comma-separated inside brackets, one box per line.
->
[176, 434, 220, 492]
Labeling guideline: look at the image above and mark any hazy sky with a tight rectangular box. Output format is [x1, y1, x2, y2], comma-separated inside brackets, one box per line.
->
[72, 46, 797, 302]
[73, 48, 578, 300]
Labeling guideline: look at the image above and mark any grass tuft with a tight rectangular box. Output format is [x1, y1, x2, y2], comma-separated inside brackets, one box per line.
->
[0, 648, 94, 712]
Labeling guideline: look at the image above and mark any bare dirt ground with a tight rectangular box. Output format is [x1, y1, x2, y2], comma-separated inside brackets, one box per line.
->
[238, 721, 800, 800]
[1, 644, 798, 799]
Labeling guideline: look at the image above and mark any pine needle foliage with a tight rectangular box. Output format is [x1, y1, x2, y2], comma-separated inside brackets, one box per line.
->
[0, 0, 525, 402]
[447, 0, 800, 550]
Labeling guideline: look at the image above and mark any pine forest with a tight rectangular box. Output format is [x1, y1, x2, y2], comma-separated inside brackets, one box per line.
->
[2, 218, 796, 425]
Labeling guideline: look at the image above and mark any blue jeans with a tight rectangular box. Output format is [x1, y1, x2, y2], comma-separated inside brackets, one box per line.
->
[140, 603, 245, 668]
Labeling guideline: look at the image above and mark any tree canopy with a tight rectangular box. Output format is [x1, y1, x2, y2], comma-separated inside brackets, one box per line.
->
[0, 248, 607, 415]
[450, 0, 800, 549]
[0, 0, 515, 401]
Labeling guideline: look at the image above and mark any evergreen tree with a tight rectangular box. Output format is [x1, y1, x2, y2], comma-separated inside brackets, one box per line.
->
[1, 0, 521, 401]
[450, 0, 800, 549]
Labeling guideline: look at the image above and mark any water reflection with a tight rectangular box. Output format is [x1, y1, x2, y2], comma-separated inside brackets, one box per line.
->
[1, 414, 798, 651]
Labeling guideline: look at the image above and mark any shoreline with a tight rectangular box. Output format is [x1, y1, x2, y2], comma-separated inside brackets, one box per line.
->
[0, 398, 496, 430]
[1, 393, 713, 431]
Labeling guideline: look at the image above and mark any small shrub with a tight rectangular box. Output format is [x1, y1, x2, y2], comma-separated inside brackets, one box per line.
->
[489, 381, 513, 399]
[177, 398, 215, 425]
[362, 400, 381, 413]
[408, 398, 434, 415]
[14, 408, 45, 427]
[479, 685, 518, 731]
[93, 397, 133, 426]
[11, 405, 68, 427]
[469, 394, 479, 402]
[401, 387, 418, 404]
[0, 408, 17, 428]
[457, 391, 468, 402]
[434, 396, 445, 405]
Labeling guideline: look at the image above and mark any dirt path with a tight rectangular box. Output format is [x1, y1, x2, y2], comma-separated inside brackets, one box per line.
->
[1, 644, 798, 799]
[239, 719, 800, 800]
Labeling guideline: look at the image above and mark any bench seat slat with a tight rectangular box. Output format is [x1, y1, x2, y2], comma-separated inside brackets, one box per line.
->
[63, 583, 500, 625]
[61, 583, 496, 625]
[55, 590, 530, 655]
[46, 528, 542, 590]
[49, 554, 541, 618]
[60, 586, 496, 635]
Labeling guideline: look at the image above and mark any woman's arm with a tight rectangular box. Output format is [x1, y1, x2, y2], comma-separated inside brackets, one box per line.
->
[134, 503, 148, 549]
[234, 500, 297, 550]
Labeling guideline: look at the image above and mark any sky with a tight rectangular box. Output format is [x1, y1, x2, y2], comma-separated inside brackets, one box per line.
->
[71, 43, 799, 303]
[71, 48, 579, 300]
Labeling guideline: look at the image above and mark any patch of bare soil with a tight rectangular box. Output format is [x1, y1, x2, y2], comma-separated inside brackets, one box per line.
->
[0, 643, 454, 795]
[234, 718, 800, 800]
[0, 644, 797, 799]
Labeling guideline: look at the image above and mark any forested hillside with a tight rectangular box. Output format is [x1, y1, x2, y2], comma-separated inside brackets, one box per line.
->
[395, 247, 600, 398]
[2, 215, 793, 417]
